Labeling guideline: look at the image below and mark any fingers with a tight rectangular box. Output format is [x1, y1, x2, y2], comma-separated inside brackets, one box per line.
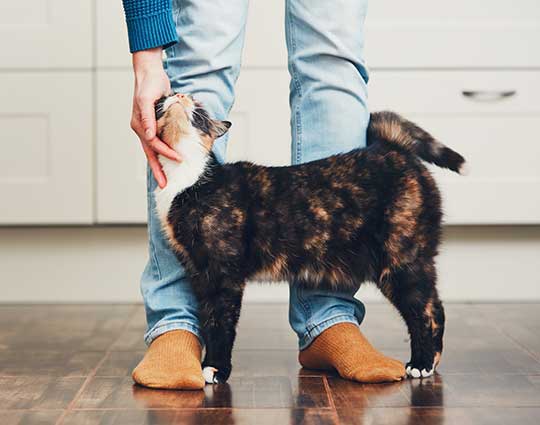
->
[139, 97, 157, 141]
[147, 137, 182, 162]
[141, 142, 167, 189]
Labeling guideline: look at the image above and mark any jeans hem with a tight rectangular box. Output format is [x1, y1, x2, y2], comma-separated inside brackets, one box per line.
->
[144, 321, 202, 347]
[298, 314, 359, 351]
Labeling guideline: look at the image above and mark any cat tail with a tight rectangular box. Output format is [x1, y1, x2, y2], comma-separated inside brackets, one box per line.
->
[367, 111, 468, 175]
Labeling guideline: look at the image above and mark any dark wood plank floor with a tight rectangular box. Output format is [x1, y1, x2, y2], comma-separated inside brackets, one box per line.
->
[0, 303, 539, 424]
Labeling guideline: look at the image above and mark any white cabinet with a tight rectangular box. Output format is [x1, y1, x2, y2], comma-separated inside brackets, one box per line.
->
[3, 0, 531, 224]
[0, 73, 93, 224]
[0, 1, 93, 69]
[96, 71, 147, 223]
[369, 71, 540, 224]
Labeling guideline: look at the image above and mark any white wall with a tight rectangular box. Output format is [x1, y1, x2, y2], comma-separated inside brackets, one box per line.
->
[1, 226, 538, 303]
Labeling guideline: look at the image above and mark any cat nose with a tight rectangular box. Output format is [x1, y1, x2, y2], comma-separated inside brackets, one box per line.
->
[176, 93, 186, 99]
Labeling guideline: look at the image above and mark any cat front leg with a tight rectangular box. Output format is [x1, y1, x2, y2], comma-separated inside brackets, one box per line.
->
[194, 278, 246, 384]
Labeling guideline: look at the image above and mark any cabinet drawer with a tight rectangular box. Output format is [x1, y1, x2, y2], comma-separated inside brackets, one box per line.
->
[369, 71, 540, 224]
[366, 0, 540, 67]
[0, 73, 93, 224]
[0, 1, 92, 69]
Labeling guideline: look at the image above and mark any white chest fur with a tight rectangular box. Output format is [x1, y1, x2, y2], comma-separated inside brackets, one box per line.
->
[154, 131, 209, 225]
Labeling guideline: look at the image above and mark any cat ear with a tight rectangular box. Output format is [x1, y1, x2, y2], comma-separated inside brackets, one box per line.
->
[211, 120, 232, 138]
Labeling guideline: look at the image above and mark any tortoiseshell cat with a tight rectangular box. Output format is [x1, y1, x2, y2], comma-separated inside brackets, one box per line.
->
[153, 93, 466, 384]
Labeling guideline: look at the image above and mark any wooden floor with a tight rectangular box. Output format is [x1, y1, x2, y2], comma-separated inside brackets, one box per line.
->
[0, 303, 539, 424]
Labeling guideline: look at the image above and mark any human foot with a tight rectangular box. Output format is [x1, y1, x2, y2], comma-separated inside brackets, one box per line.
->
[299, 323, 405, 383]
[132, 330, 205, 390]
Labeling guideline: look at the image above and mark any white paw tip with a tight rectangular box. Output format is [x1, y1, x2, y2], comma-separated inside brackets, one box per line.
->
[459, 162, 470, 176]
[406, 366, 411, 374]
[421, 368, 434, 378]
[410, 368, 421, 378]
[202, 366, 218, 384]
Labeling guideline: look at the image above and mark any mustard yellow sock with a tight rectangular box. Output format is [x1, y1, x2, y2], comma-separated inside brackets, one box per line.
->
[132, 330, 205, 390]
[299, 323, 405, 383]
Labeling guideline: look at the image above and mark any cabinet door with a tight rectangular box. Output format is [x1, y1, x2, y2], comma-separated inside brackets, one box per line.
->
[96, 71, 147, 223]
[0, 1, 92, 69]
[366, 0, 540, 67]
[369, 71, 540, 224]
[0, 73, 93, 224]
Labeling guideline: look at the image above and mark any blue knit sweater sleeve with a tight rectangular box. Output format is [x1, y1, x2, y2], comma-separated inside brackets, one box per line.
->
[122, 0, 178, 53]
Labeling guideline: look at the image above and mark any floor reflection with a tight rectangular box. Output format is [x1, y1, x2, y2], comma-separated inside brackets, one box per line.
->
[132, 383, 235, 424]
[333, 374, 446, 425]
[131, 372, 445, 425]
[407, 374, 445, 407]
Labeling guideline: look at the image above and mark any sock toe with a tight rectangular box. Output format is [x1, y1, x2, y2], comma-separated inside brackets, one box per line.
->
[299, 323, 407, 384]
[131, 330, 204, 390]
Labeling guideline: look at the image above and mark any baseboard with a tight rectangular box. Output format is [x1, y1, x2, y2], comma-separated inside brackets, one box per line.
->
[0, 226, 539, 303]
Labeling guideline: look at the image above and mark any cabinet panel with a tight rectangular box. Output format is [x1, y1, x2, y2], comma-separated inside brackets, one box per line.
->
[96, 0, 132, 68]
[369, 71, 540, 224]
[242, 0, 287, 68]
[96, 71, 147, 223]
[0, 1, 92, 69]
[227, 70, 291, 165]
[0, 73, 93, 224]
[366, 0, 540, 67]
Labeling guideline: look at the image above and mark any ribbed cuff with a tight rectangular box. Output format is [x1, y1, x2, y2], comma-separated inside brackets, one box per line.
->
[126, 10, 178, 53]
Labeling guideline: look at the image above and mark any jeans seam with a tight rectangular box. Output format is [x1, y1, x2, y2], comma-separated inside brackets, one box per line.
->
[145, 320, 202, 346]
[286, 0, 303, 165]
[146, 166, 163, 281]
[296, 287, 312, 332]
[300, 314, 359, 350]
[305, 313, 357, 334]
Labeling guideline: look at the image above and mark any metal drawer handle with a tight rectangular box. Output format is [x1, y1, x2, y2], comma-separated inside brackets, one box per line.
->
[462, 90, 517, 102]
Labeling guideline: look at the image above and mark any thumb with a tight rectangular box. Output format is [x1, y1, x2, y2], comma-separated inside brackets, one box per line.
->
[139, 101, 157, 141]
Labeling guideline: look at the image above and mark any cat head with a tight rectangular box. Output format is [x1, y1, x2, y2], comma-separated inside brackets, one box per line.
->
[155, 93, 231, 152]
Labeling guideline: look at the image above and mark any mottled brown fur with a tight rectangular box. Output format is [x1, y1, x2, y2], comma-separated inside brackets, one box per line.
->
[153, 95, 465, 382]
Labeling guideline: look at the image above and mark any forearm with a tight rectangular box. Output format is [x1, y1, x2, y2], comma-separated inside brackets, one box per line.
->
[122, 0, 178, 53]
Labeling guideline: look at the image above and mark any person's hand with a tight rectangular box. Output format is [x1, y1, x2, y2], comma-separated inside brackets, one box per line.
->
[131, 47, 182, 188]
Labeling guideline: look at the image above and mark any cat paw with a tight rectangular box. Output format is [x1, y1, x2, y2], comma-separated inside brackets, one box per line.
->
[406, 361, 435, 379]
[202, 366, 219, 384]
[202, 365, 231, 384]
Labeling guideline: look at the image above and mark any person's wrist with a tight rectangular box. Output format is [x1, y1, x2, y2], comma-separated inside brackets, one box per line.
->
[133, 47, 164, 76]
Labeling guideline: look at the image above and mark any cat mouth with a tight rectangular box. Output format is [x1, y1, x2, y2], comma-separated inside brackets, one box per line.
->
[155, 94, 184, 120]
[155, 93, 197, 121]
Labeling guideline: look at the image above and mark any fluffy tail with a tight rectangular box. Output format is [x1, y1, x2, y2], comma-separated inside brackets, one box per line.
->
[367, 111, 467, 174]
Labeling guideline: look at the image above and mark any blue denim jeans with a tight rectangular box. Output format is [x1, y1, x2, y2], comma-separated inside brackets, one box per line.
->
[141, 0, 369, 350]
